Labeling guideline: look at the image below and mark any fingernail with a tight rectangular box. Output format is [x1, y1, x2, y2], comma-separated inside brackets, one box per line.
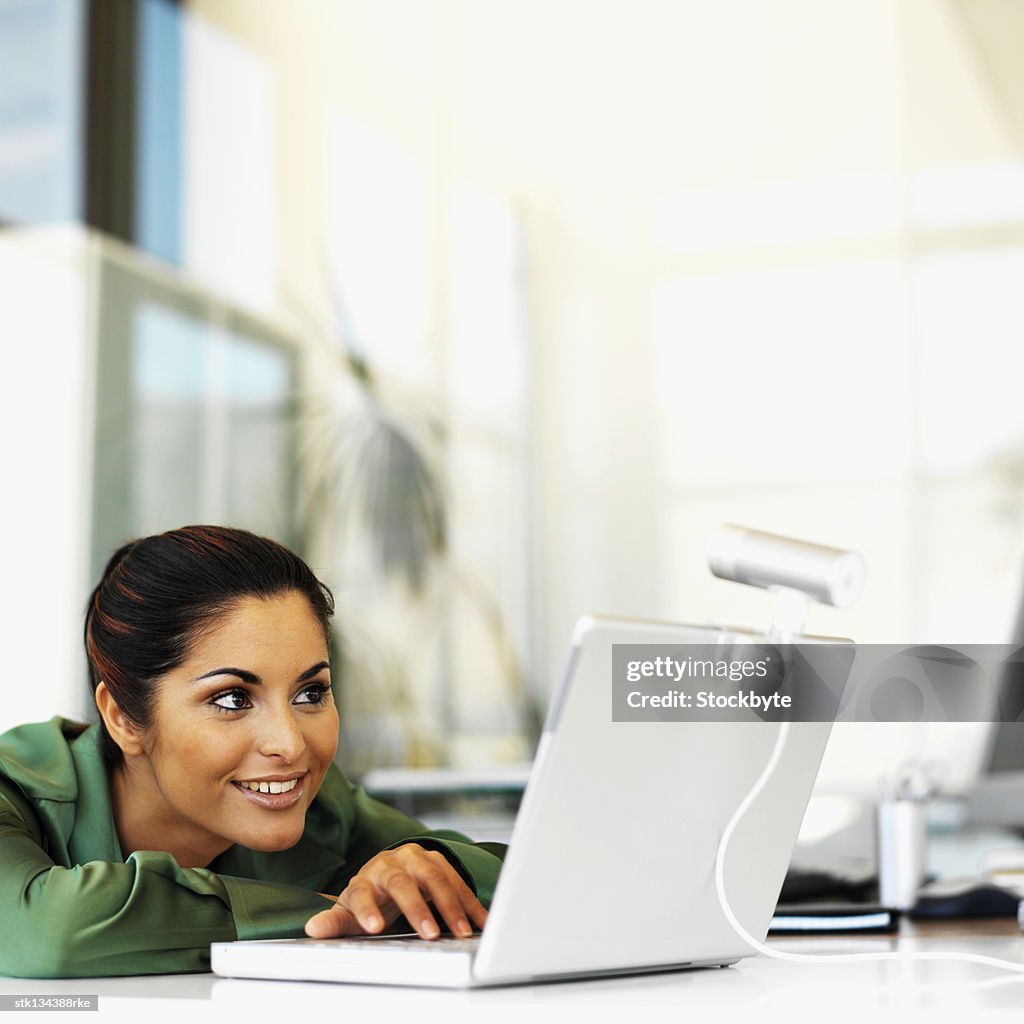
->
[421, 919, 439, 939]
[457, 919, 472, 937]
[366, 915, 382, 931]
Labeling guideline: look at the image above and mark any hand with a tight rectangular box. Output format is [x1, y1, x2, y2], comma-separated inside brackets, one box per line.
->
[304, 843, 488, 940]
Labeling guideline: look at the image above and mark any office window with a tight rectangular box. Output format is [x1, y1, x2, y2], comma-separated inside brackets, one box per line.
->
[328, 115, 429, 383]
[651, 153, 1024, 646]
[915, 248, 1024, 472]
[0, 0, 84, 224]
[446, 182, 534, 760]
[181, 10, 276, 311]
[132, 304, 292, 532]
[93, 256, 296, 584]
[133, 302, 207, 528]
[912, 160, 1024, 230]
[654, 174, 902, 253]
[135, 0, 182, 263]
[652, 259, 910, 488]
[222, 330, 295, 530]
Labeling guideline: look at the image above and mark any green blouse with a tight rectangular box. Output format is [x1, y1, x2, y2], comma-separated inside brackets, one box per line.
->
[0, 718, 506, 979]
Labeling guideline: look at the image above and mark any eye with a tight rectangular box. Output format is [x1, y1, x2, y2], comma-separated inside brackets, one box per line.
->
[294, 682, 332, 706]
[210, 689, 253, 712]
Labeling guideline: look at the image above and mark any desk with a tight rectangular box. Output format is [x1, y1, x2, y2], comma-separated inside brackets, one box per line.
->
[2, 921, 1023, 1022]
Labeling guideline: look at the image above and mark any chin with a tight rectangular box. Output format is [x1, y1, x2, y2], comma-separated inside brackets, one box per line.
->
[242, 825, 305, 852]
[239, 827, 303, 851]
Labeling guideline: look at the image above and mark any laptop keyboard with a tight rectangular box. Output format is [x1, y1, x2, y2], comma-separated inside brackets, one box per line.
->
[309, 936, 481, 953]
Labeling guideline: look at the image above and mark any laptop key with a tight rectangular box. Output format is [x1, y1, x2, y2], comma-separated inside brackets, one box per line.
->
[322, 936, 481, 953]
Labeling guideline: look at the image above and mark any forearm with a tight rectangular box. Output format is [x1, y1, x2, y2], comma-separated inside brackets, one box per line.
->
[1, 817, 331, 977]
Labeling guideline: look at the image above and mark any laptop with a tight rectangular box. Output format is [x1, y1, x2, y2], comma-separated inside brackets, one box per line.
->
[211, 615, 834, 988]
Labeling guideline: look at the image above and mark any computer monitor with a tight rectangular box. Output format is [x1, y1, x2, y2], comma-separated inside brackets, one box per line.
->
[968, 591, 1024, 833]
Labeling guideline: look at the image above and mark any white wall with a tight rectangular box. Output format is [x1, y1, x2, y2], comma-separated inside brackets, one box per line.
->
[0, 226, 96, 733]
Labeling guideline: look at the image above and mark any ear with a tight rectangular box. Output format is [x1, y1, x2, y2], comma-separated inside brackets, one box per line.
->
[94, 681, 146, 758]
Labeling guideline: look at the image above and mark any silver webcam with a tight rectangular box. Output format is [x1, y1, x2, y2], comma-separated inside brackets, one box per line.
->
[707, 524, 865, 610]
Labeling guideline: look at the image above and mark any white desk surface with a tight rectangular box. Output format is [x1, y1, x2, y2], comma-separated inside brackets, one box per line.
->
[3, 921, 1024, 1023]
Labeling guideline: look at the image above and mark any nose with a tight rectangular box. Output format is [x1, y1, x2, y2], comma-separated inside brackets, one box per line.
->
[257, 704, 307, 763]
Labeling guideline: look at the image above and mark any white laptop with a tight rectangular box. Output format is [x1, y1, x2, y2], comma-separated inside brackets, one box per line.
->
[211, 615, 835, 988]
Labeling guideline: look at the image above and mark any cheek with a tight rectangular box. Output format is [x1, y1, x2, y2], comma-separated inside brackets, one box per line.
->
[174, 721, 251, 782]
[306, 708, 340, 768]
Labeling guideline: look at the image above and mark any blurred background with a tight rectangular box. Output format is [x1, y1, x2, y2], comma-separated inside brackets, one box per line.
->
[4, 0, 1024, 840]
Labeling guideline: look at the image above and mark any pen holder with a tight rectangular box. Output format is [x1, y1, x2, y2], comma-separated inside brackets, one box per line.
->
[877, 798, 926, 911]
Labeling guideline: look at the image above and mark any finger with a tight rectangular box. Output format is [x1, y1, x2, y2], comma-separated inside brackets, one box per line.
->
[380, 870, 441, 940]
[304, 901, 362, 939]
[447, 867, 489, 932]
[343, 878, 390, 934]
[426, 853, 489, 932]
[415, 854, 485, 937]
[464, 894, 489, 932]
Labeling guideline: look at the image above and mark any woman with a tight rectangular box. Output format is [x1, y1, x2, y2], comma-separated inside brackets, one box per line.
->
[0, 525, 504, 978]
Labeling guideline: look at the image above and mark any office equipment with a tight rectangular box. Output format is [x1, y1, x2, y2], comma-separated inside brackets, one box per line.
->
[968, 588, 1024, 830]
[707, 524, 865, 610]
[769, 904, 900, 934]
[911, 877, 1022, 919]
[778, 865, 877, 903]
[978, 847, 1024, 892]
[877, 770, 930, 911]
[212, 614, 834, 988]
[707, 524, 865, 641]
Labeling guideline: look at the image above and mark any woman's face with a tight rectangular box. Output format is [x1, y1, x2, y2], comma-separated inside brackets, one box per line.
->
[130, 591, 338, 860]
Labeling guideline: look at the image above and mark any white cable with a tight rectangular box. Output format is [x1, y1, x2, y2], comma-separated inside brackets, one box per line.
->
[714, 718, 1024, 975]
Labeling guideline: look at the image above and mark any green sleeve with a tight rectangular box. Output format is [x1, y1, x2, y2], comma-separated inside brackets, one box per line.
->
[341, 783, 507, 907]
[0, 788, 331, 978]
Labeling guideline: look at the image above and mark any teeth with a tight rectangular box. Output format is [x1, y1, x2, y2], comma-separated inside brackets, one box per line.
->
[238, 779, 298, 794]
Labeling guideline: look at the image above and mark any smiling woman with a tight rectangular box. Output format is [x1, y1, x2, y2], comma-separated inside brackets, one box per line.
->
[0, 526, 505, 978]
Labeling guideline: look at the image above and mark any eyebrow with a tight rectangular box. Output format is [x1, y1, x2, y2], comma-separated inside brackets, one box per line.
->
[192, 661, 330, 685]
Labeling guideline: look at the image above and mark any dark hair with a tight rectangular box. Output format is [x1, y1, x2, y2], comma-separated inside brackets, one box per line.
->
[84, 525, 335, 769]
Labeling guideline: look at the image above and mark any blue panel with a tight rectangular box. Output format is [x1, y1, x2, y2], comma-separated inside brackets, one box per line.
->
[136, 0, 182, 262]
[0, 0, 85, 222]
